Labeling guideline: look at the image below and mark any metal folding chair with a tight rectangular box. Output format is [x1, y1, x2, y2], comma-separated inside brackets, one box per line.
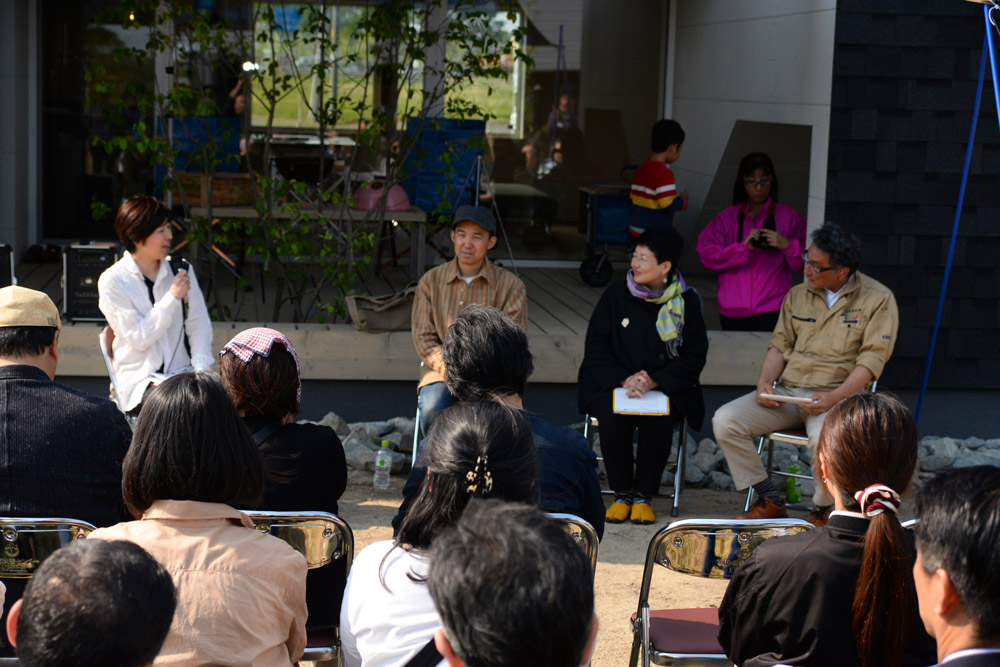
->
[243, 511, 354, 665]
[629, 518, 814, 667]
[547, 513, 599, 579]
[583, 415, 689, 517]
[98, 326, 135, 430]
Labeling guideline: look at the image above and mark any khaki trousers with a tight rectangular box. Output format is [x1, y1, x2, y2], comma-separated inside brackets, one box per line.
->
[712, 387, 834, 506]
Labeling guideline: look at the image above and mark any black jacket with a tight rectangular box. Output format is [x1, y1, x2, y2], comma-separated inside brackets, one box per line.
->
[718, 513, 937, 667]
[577, 282, 707, 429]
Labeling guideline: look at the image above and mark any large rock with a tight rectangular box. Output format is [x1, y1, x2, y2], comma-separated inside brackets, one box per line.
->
[691, 449, 723, 474]
[921, 436, 959, 460]
[953, 449, 1000, 468]
[389, 416, 416, 444]
[350, 420, 394, 438]
[919, 454, 954, 472]
[342, 432, 379, 471]
[708, 471, 734, 491]
[984, 438, 1000, 450]
[318, 411, 350, 437]
[684, 462, 706, 485]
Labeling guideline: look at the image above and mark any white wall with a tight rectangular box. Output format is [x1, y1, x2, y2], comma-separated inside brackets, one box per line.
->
[669, 1, 837, 239]
[0, 1, 37, 261]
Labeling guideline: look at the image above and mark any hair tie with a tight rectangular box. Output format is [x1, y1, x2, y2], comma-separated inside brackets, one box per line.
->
[465, 456, 493, 495]
[853, 484, 900, 518]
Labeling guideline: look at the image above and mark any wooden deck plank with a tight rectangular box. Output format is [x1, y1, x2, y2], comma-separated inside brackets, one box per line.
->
[521, 269, 599, 323]
[520, 273, 591, 336]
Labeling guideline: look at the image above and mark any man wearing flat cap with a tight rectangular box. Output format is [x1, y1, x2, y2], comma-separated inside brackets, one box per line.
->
[0, 286, 132, 656]
[412, 205, 527, 435]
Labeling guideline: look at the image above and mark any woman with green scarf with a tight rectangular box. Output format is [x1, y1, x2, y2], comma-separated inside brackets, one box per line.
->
[577, 227, 708, 526]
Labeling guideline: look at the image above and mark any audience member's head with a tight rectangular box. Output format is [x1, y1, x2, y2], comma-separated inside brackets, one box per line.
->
[219, 327, 302, 422]
[810, 223, 861, 275]
[521, 140, 540, 173]
[913, 466, 1000, 659]
[651, 119, 685, 153]
[122, 372, 264, 518]
[732, 152, 780, 205]
[428, 501, 597, 667]
[114, 195, 173, 253]
[0, 286, 61, 378]
[443, 305, 533, 402]
[816, 392, 919, 667]
[7, 539, 176, 667]
[396, 401, 538, 551]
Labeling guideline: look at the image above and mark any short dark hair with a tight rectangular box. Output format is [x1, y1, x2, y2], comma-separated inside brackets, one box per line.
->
[443, 305, 534, 401]
[633, 226, 685, 281]
[811, 223, 861, 274]
[16, 539, 176, 667]
[114, 195, 172, 253]
[732, 152, 780, 205]
[651, 119, 685, 153]
[0, 327, 57, 357]
[396, 401, 538, 551]
[122, 372, 265, 518]
[428, 500, 594, 667]
[220, 341, 299, 421]
[915, 466, 1000, 642]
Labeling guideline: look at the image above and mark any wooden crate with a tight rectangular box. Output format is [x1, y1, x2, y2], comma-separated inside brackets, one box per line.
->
[174, 172, 255, 207]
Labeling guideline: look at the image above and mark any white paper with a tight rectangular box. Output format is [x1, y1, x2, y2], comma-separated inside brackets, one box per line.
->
[760, 393, 816, 405]
[613, 387, 669, 415]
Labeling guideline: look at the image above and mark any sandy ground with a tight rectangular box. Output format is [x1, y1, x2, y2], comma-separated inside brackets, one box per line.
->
[337, 469, 822, 667]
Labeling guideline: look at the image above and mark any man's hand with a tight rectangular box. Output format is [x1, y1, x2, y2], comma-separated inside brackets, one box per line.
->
[622, 370, 657, 398]
[803, 391, 838, 415]
[756, 384, 782, 408]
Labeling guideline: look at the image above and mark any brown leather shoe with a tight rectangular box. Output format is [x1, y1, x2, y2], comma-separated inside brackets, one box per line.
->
[808, 505, 832, 527]
[736, 496, 788, 520]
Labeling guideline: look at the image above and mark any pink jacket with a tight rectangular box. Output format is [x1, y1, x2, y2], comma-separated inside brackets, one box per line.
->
[696, 199, 807, 318]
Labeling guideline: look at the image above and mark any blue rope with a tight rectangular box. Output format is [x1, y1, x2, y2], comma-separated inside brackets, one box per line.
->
[914, 30, 988, 424]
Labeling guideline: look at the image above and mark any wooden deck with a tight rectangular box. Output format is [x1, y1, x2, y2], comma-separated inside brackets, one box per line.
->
[17, 256, 767, 385]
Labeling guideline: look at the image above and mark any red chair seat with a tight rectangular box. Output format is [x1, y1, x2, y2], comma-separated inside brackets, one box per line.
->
[644, 607, 724, 655]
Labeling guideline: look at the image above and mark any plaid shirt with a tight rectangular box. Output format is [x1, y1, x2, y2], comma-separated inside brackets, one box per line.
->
[411, 258, 527, 388]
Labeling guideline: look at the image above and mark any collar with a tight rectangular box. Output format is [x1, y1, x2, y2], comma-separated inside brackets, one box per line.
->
[0, 364, 51, 382]
[443, 257, 495, 285]
[824, 512, 870, 534]
[123, 251, 171, 281]
[142, 499, 255, 529]
[740, 197, 774, 220]
[944, 649, 1000, 663]
[807, 270, 862, 301]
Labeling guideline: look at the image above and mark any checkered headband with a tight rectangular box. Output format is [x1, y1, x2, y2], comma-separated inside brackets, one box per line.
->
[220, 327, 302, 403]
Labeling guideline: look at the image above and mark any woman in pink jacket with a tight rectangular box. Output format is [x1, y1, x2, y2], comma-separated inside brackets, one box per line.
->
[696, 153, 806, 331]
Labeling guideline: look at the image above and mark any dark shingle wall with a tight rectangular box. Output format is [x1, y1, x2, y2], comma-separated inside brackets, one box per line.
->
[827, 0, 1000, 389]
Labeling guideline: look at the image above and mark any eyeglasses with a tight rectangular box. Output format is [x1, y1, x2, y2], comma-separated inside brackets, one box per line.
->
[744, 178, 772, 188]
[630, 251, 656, 265]
[802, 253, 836, 273]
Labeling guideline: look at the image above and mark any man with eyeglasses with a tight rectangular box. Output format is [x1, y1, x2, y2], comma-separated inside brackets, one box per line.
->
[712, 223, 898, 525]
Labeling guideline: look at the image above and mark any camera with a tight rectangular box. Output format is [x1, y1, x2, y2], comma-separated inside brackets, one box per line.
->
[750, 218, 777, 249]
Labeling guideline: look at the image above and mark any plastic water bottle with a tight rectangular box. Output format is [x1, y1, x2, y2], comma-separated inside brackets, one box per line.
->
[373, 440, 392, 490]
[785, 464, 803, 503]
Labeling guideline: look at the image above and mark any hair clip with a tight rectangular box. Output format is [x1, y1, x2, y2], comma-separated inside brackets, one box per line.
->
[465, 455, 493, 495]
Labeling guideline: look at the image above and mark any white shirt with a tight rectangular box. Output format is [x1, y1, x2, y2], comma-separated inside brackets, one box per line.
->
[824, 273, 854, 309]
[98, 252, 213, 411]
[340, 540, 446, 667]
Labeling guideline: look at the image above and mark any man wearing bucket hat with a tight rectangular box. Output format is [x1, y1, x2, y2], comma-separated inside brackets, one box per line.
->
[412, 205, 527, 436]
[0, 286, 132, 656]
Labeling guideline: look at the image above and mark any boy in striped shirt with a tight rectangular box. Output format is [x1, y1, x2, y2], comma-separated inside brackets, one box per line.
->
[629, 119, 688, 235]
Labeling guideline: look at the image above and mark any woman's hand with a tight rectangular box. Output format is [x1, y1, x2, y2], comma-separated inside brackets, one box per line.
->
[760, 229, 789, 250]
[622, 370, 658, 398]
[744, 229, 762, 247]
[170, 269, 191, 300]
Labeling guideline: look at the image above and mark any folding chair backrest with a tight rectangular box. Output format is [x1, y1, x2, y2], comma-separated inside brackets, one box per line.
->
[637, 518, 813, 610]
[243, 510, 354, 576]
[548, 512, 600, 579]
[0, 517, 97, 580]
[98, 327, 127, 415]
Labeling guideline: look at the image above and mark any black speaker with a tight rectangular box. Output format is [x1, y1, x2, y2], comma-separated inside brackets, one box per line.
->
[62, 244, 118, 322]
[0, 245, 12, 288]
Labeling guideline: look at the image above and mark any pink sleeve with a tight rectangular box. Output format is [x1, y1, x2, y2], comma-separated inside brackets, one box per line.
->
[696, 207, 751, 271]
[781, 206, 807, 271]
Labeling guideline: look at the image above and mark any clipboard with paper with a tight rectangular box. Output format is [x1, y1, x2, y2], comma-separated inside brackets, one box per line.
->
[613, 387, 670, 416]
